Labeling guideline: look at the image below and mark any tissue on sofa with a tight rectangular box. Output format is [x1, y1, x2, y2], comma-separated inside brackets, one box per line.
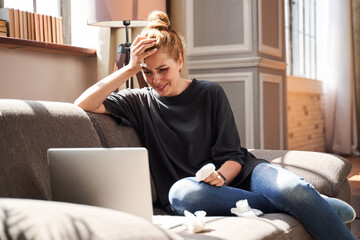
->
[230, 200, 263, 217]
[183, 210, 207, 233]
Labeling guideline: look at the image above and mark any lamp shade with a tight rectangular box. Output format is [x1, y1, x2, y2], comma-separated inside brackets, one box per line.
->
[87, 0, 167, 27]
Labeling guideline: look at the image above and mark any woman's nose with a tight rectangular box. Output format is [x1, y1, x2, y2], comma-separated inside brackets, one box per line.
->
[153, 73, 161, 84]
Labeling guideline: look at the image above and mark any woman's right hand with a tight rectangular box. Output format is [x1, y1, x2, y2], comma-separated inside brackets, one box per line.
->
[129, 36, 157, 72]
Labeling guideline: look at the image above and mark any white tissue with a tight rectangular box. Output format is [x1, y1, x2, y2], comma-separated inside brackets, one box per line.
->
[230, 200, 263, 217]
[140, 62, 147, 68]
[195, 163, 216, 182]
[184, 210, 207, 233]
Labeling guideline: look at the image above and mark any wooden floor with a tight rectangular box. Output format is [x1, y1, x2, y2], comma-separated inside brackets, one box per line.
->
[345, 155, 360, 239]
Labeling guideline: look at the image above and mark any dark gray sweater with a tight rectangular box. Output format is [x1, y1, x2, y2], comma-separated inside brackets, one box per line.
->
[103, 79, 266, 209]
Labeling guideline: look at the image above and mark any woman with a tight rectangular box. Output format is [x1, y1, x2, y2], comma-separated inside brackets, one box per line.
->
[75, 11, 356, 240]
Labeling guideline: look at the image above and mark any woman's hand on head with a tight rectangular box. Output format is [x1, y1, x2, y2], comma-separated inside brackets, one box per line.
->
[204, 171, 226, 187]
[129, 36, 157, 72]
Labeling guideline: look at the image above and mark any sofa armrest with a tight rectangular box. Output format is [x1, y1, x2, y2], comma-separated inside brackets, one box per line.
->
[0, 100, 102, 200]
[249, 149, 352, 197]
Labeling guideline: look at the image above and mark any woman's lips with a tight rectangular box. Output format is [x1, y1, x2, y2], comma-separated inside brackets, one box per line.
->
[156, 83, 168, 91]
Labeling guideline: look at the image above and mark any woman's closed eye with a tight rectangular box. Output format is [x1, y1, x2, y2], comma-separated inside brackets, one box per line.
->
[143, 68, 168, 75]
[158, 68, 169, 73]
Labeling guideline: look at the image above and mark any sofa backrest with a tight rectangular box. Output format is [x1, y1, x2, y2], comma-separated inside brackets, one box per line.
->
[0, 99, 102, 200]
[86, 112, 143, 148]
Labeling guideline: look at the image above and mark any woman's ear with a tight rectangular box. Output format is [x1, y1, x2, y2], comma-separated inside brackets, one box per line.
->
[177, 55, 184, 72]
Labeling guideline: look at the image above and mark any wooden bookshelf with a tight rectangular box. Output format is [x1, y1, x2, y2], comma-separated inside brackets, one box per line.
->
[0, 36, 96, 57]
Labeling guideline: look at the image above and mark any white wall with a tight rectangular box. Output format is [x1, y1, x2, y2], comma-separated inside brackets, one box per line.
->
[0, 47, 97, 103]
[71, 0, 111, 82]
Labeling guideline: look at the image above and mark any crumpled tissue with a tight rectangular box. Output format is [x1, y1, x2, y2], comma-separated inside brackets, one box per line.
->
[183, 210, 207, 233]
[230, 199, 263, 217]
[195, 163, 215, 182]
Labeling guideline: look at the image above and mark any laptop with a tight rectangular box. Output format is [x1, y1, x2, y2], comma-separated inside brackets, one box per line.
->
[48, 147, 153, 222]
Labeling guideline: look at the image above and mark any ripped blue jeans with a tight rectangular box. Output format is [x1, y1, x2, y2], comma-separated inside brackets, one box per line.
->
[168, 163, 355, 240]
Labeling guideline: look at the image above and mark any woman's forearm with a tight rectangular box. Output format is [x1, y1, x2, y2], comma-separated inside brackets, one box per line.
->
[74, 65, 137, 112]
[217, 160, 242, 185]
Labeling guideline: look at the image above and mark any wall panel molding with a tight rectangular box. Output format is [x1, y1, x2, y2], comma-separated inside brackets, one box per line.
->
[185, 0, 252, 56]
[258, 0, 283, 58]
[188, 57, 287, 71]
[259, 73, 283, 149]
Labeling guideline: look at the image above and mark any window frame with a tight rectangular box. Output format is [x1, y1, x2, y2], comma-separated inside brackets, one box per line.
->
[285, 0, 317, 80]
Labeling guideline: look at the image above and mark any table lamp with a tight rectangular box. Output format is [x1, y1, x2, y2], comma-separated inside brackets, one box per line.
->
[87, 0, 166, 88]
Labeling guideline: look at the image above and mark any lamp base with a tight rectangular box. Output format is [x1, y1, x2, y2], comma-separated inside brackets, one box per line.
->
[115, 24, 147, 89]
[116, 42, 148, 88]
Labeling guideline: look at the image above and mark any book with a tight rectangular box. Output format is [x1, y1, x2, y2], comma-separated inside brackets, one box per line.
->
[0, 19, 7, 37]
[43, 14, 48, 42]
[56, 17, 63, 44]
[39, 14, 44, 42]
[46, 15, 52, 43]
[19, 10, 24, 39]
[0, 8, 15, 37]
[13, 9, 20, 38]
[0, 26, 7, 32]
[51, 16, 57, 43]
[34, 13, 40, 41]
[30, 12, 35, 40]
[27, 11, 32, 40]
[0, 19, 6, 27]
[23, 11, 28, 40]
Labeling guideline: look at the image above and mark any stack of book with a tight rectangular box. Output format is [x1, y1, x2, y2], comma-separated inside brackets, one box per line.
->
[0, 19, 7, 37]
[0, 8, 63, 44]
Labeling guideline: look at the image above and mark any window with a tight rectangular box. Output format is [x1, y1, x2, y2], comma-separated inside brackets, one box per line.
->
[285, 0, 317, 79]
[4, 0, 60, 16]
[3, 0, 33, 12]
[36, 0, 60, 17]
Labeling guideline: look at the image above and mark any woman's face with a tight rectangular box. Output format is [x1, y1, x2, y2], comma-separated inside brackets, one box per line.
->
[141, 49, 184, 97]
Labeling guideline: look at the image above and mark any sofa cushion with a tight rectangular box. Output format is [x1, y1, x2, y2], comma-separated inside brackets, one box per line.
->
[249, 149, 352, 197]
[0, 198, 181, 240]
[0, 100, 102, 200]
[153, 214, 311, 240]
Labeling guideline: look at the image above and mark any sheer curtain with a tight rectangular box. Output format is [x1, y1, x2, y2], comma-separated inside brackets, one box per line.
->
[317, 0, 359, 155]
[353, 0, 360, 154]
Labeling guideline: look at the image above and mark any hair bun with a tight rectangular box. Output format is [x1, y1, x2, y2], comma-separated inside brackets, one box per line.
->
[146, 10, 170, 30]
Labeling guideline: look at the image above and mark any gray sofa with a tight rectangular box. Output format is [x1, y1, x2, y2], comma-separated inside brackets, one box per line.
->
[0, 99, 353, 240]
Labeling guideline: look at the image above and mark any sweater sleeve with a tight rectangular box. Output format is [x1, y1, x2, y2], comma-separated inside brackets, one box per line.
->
[103, 89, 141, 130]
[210, 85, 245, 167]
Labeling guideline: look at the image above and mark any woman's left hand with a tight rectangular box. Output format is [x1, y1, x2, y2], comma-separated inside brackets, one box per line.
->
[203, 171, 226, 187]
[203, 161, 242, 187]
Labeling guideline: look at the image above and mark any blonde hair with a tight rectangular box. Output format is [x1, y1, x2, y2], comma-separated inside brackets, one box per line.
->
[140, 11, 184, 62]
